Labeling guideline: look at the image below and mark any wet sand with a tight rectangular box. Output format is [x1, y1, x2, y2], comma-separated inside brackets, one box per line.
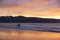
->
[0, 28, 60, 40]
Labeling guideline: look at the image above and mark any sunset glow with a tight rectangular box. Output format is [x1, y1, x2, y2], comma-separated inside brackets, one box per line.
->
[0, 0, 60, 19]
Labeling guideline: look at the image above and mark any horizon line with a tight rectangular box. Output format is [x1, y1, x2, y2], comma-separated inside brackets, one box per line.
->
[0, 15, 60, 19]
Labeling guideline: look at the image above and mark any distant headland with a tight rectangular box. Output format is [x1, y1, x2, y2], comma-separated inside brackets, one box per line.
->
[0, 16, 60, 23]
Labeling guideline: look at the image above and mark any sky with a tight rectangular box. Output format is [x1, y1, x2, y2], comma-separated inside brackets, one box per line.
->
[0, 0, 60, 19]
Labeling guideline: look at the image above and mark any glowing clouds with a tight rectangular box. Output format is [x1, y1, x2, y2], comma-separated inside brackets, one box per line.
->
[0, 0, 60, 19]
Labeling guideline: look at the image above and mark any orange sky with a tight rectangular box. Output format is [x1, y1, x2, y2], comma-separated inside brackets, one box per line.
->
[0, 0, 60, 19]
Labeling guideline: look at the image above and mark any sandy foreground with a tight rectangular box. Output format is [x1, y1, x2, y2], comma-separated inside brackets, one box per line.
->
[0, 28, 60, 40]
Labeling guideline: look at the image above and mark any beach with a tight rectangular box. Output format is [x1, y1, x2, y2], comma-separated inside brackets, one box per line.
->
[0, 28, 60, 40]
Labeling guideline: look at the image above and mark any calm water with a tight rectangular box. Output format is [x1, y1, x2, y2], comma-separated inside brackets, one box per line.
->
[0, 23, 60, 31]
[0, 23, 60, 40]
[0, 28, 60, 40]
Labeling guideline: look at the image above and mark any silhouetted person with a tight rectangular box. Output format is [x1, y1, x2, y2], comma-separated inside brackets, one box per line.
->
[17, 24, 20, 29]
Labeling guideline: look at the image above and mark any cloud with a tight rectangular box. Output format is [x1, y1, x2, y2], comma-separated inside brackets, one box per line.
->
[0, 0, 34, 7]
[0, 0, 59, 8]
[0, 0, 60, 18]
[57, 0, 60, 7]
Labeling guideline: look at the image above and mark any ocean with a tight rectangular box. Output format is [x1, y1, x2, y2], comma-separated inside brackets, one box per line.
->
[0, 23, 60, 40]
[0, 23, 60, 31]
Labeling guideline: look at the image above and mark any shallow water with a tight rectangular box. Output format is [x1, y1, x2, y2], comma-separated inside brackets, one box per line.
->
[0, 23, 60, 40]
[0, 23, 60, 31]
[0, 28, 60, 40]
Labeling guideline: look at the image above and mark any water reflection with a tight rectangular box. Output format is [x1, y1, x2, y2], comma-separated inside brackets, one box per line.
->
[0, 28, 60, 40]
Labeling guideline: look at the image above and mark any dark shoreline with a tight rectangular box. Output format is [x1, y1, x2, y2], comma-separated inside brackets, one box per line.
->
[0, 16, 60, 23]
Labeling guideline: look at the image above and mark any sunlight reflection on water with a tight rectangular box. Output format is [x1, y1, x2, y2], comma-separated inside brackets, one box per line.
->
[0, 28, 60, 40]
